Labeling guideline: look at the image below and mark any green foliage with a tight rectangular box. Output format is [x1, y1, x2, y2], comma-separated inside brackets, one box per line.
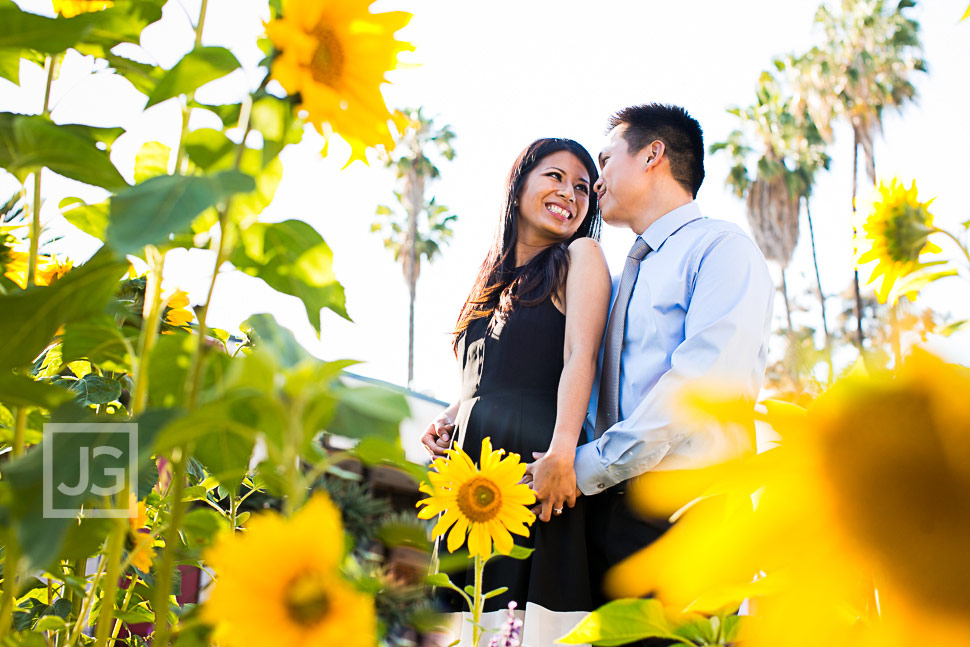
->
[145, 46, 241, 108]
[0, 2, 92, 54]
[230, 219, 349, 334]
[0, 4, 430, 646]
[559, 599, 741, 646]
[0, 249, 128, 371]
[107, 170, 255, 254]
[0, 114, 127, 189]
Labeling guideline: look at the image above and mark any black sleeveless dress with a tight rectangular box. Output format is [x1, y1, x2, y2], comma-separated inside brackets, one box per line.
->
[446, 298, 593, 646]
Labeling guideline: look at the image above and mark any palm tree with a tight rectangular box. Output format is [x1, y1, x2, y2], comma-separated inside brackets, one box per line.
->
[713, 70, 829, 336]
[803, 0, 925, 348]
[373, 108, 457, 389]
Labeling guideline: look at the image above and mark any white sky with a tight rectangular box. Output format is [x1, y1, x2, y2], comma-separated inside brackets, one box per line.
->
[4, 0, 970, 403]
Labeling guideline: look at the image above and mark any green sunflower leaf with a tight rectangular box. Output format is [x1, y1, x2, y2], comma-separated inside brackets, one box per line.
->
[106, 170, 255, 255]
[558, 599, 678, 646]
[0, 113, 127, 189]
[145, 46, 241, 108]
[230, 219, 349, 335]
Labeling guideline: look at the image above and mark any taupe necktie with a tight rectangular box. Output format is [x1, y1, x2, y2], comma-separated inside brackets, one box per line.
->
[594, 236, 651, 437]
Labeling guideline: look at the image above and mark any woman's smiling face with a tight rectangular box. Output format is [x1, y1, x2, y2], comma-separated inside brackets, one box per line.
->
[515, 150, 592, 246]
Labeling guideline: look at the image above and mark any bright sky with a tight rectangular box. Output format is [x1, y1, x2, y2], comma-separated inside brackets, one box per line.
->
[4, 0, 970, 404]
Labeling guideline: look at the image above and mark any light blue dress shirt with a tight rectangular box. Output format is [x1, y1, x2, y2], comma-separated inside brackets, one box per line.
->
[574, 202, 775, 495]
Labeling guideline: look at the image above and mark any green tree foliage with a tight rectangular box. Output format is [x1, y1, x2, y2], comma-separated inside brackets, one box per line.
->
[800, 0, 925, 347]
[711, 66, 831, 367]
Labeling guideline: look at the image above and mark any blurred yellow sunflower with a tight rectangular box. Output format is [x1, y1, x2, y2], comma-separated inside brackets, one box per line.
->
[2, 247, 73, 288]
[126, 500, 155, 573]
[857, 178, 939, 304]
[163, 289, 193, 328]
[265, 0, 413, 165]
[52, 0, 113, 17]
[203, 493, 376, 647]
[607, 352, 970, 647]
[416, 437, 536, 558]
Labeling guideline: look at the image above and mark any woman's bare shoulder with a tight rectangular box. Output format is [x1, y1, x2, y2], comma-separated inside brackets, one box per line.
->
[567, 238, 608, 271]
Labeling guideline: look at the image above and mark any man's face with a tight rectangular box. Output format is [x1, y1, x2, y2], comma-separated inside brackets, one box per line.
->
[594, 125, 643, 229]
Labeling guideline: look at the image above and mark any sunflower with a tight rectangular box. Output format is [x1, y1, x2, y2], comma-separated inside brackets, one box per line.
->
[857, 178, 940, 304]
[606, 352, 970, 647]
[202, 493, 376, 647]
[2, 247, 73, 288]
[126, 500, 155, 573]
[265, 0, 414, 164]
[416, 437, 536, 559]
[52, 0, 114, 17]
[163, 289, 193, 328]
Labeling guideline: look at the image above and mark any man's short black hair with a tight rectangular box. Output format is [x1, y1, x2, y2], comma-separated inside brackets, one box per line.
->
[609, 104, 705, 198]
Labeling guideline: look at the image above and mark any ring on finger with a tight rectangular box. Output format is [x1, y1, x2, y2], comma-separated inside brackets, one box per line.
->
[553, 507, 563, 516]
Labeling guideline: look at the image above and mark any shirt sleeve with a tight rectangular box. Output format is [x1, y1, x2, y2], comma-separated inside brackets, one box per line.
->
[574, 232, 775, 495]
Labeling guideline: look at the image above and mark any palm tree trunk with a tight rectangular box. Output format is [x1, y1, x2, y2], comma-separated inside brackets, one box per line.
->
[406, 209, 418, 391]
[804, 197, 830, 344]
[805, 196, 834, 383]
[408, 277, 415, 390]
[781, 266, 794, 335]
[780, 266, 800, 394]
[851, 133, 865, 351]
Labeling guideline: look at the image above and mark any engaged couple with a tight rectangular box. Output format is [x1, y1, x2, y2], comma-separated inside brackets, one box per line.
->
[420, 103, 775, 647]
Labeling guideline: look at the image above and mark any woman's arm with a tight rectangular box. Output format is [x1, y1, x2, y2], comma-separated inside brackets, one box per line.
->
[527, 237, 611, 521]
[420, 400, 460, 458]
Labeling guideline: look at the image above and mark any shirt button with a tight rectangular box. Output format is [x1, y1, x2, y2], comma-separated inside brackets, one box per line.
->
[597, 483, 605, 489]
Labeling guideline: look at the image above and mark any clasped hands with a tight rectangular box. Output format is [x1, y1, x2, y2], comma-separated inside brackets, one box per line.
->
[421, 416, 582, 523]
[521, 450, 582, 522]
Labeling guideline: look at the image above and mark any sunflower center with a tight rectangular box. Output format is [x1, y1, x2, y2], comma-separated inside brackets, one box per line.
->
[284, 572, 332, 628]
[456, 476, 503, 523]
[309, 21, 345, 87]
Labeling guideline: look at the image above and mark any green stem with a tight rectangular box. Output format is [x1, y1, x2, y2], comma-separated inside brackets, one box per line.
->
[11, 406, 26, 457]
[26, 55, 56, 288]
[152, 454, 187, 647]
[67, 550, 106, 647]
[229, 491, 237, 532]
[109, 571, 139, 643]
[194, 0, 208, 48]
[0, 540, 19, 642]
[183, 95, 255, 411]
[472, 554, 484, 647]
[889, 302, 902, 368]
[131, 246, 165, 416]
[933, 227, 970, 268]
[173, 0, 209, 173]
[283, 398, 307, 517]
[92, 518, 126, 647]
[27, 168, 41, 287]
[70, 559, 86, 622]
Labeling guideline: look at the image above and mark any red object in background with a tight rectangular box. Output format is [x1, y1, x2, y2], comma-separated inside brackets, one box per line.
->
[121, 564, 202, 640]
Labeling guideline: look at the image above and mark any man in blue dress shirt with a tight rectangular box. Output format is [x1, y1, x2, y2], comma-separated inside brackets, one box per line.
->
[573, 104, 774, 620]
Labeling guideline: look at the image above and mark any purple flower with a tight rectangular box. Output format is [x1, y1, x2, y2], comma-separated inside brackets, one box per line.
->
[487, 601, 523, 647]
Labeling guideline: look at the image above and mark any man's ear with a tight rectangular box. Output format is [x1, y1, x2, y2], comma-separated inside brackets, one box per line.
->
[643, 140, 666, 169]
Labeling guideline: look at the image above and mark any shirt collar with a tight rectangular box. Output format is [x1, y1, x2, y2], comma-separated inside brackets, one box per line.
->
[640, 201, 703, 252]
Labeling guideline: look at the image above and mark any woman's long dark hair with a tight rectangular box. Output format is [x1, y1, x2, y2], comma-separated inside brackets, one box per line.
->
[453, 138, 601, 352]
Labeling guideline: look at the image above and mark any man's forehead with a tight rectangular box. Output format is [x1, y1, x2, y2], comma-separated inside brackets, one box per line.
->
[599, 125, 626, 158]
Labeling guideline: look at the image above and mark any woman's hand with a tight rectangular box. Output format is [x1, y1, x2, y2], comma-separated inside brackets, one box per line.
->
[420, 411, 455, 458]
[523, 450, 581, 522]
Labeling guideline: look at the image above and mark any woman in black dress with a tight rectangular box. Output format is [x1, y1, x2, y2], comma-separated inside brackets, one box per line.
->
[422, 138, 611, 646]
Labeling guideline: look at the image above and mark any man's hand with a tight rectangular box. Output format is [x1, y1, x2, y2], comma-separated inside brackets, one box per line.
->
[420, 412, 454, 458]
[522, 451, 582, 522]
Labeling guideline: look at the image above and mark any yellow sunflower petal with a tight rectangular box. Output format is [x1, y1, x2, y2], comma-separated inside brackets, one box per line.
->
[447, 514, 469, 553]
[265, 0, 412, 165]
